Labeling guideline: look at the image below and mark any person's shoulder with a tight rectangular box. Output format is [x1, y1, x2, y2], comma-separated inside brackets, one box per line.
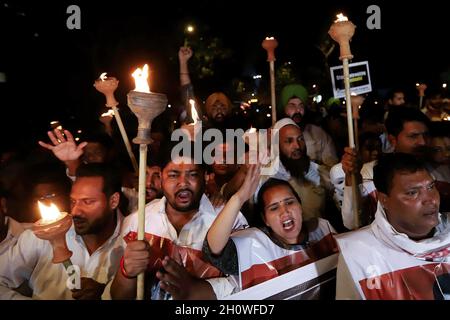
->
[305, 123, 329, 136]
[335, 225, 375, 248]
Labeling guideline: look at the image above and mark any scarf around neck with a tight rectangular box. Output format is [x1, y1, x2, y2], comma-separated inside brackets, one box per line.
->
[372, 202, 450, 261]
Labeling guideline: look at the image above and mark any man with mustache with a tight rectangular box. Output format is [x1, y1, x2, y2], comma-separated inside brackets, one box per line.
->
[336, 153, 450, 300]
[223, 118, 333, 223]
[0, 163, 125, 299]
[280, 84, 339, 169]
[178, 47, 242, 132]
[339, 106, 432, 229]
[110, 149, 247, 300]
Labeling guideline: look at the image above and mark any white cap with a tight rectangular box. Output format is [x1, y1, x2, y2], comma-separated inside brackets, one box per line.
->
[272, 117, 299, 131]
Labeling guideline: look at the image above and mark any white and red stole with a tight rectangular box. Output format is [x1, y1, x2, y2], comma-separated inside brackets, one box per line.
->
[337, 203, 450, 300]
[122, 195, 247, 280]
[231, 218, 338, 290]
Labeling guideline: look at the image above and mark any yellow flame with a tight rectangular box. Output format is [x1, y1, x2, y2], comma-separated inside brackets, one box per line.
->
[38, 201, 64, 224]
[101, 109, 115, 117]
[100, 72, 107, 81]
[189, 99, 200, 124]
[335, 13, 349, 22]
[265, 37, 275, 40]
[132, 64, 150, 93]
[186, 25, 194, 33]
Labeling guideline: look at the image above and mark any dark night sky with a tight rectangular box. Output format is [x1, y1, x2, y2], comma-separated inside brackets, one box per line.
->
[0, 0, 448, 146]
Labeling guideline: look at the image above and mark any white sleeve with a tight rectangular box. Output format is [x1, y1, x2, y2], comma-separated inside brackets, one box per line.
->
[335, 253, 362, 300]
[341, 181, 376, 230]
[232, 212, 249, 231]
[205, 275, 239, 299]
[0, 230, 41, 300]
[65, 168, 76, 182]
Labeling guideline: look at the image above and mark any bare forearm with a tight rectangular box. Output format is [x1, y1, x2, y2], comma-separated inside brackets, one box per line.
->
[110, 272, 137, 300]
[207, 194, 243, 255]
[179, 62, 191, 86]
[65, 159, 81, 177]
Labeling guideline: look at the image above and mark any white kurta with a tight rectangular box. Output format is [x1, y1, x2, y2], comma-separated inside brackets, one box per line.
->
[121, 194, 248, 300]
[0, 212, 124, 300]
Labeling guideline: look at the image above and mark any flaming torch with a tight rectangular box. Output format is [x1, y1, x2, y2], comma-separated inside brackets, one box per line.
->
[329, 13, 361, 229]
[94, 73, 139, 174]
[262, 37, 278, 125]
[32, 202, 75, 276]
[127, 64, 167, 300]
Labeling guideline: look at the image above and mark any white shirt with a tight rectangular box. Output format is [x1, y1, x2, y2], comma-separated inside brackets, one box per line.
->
[120, 195, 248, 300]
[0, 211, 124, 300]
[0, 217, 31, 256]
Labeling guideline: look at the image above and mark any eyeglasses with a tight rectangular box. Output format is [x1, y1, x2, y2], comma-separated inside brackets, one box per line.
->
[36, 193, 57, 201]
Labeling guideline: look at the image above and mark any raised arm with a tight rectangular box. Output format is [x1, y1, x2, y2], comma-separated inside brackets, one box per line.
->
[38, 129, 87, 176]
[178, 46, 193, 87]
[207, 164, 260, 256]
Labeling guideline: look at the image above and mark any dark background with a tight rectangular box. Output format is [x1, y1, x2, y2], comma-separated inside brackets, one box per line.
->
[0, 0, 448, 147]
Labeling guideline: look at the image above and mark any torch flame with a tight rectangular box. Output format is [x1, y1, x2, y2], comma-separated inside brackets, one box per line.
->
[101, 109, 115, 117]
[335, 13, 349, 22]
[100, 72, 107, 81]
[38, 201, 64, 224]
[189, 99, 200, 124]
[132, 64, 150, 93]
[265, 37, 275, 40]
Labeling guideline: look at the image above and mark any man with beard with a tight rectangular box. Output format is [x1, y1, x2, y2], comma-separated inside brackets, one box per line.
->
[178, 47, 242, 132]
[0, 163, 124, 299]
[280, 84, 338, 169]
[336, 153, 450, 300]
[110, 150, 247, 300]
[339, 106, 432, 230]
[223, 118, 333, 223]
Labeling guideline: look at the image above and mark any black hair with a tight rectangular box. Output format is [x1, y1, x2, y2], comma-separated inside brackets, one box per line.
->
[373, 153, 429, 195]
[359, 131, 382, 148]
[385, 106, 430, 137]
[27, 163, 72, 196]
[387, 88, 406, 101]
[255, 178, 302, 223]
[159, 140, 208, 172]
[75, 163, 121, 198]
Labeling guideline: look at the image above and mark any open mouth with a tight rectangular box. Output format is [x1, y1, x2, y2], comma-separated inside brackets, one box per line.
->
[282, 219, 295, 231]
[176, 190, 192, 203]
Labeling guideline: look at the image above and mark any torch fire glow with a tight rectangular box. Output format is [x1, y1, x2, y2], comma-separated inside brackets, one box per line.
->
[132, 64, 150, 93]
[335, 13, 349, 22]
[101, 109, 115, 117]
[128, 64, 167, 300]
[37, 201, 65, 224]
[100, 72, 108, 81]
[189, 99, 200, 124]
[33, 201, 73, 267]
